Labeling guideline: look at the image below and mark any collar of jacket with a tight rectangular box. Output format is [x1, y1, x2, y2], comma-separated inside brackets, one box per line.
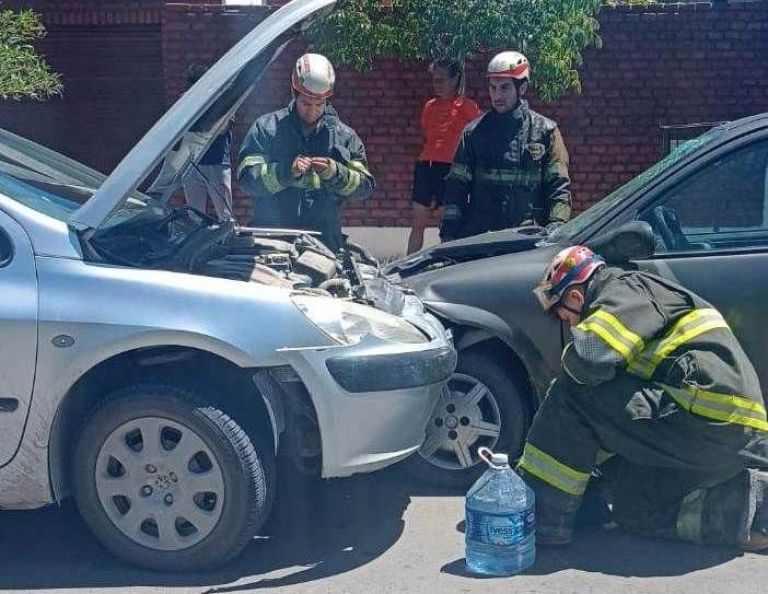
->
[489, 100, 529, 127]
[287, 99, 340, 132]
[583, 266, 613, 314]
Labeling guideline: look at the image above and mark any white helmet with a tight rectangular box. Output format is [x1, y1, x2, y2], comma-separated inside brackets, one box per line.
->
[292, 53, 336, 99]
[487, 51, 530, 82]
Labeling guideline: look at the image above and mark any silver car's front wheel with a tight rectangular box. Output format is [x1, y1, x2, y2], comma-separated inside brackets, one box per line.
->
[73, 384, 272, 571]
[95, 416, 225, 551]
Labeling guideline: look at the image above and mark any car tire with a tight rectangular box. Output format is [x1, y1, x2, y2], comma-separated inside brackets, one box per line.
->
[72, 383, 272, 571]
[405, 350, 530, 490]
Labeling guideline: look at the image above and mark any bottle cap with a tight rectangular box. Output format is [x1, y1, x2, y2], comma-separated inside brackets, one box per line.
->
[491, 453, 509, 467]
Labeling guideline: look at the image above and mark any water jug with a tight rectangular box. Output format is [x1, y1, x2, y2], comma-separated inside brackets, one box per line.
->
[465, 447, 536, 575]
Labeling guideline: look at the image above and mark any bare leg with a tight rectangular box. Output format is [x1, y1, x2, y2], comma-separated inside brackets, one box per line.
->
[407, 203, 431, 255]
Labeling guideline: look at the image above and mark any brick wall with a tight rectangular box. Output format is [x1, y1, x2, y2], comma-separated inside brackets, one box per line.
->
[3, 1, 768, 228]
[162, 1, 768, 226]
[0, 2, 167, 173]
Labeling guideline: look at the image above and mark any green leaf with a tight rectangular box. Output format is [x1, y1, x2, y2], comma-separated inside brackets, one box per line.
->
[306, 0, 607, 101]
[0, 8, 61, 101]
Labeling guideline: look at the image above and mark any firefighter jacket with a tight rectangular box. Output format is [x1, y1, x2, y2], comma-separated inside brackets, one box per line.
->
[440, 100, 571, 240]
[562, 266, 767, 433]
[237, 101, 375, 252]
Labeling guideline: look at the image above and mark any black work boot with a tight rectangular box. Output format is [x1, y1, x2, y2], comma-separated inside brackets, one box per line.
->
[746, 470, 768, 552]
[537, 507, 575, 546]
[535, 492, 582, 546]
[518, 468, 583, 546]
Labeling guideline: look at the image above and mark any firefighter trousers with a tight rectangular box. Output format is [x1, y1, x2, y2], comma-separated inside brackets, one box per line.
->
[518, 374, 768, 547]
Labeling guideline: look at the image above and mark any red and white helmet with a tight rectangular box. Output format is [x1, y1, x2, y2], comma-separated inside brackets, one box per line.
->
[487, 51, 530, 81]
[534, 246, 605, 311]
[292, 53, 336, 99]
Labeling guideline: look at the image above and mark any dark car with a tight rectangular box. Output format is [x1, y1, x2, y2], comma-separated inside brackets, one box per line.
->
[389, 113, 768, 487]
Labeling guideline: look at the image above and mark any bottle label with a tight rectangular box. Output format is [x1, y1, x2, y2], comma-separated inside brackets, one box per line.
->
[465, 507, 535, 547]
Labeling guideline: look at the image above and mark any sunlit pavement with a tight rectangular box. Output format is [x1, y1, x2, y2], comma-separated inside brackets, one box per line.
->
[0, 464, 765, 594]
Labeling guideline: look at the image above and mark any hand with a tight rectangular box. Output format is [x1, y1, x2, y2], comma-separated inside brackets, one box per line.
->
[291, 155, 313, 178]
[310, 157, 337, 179]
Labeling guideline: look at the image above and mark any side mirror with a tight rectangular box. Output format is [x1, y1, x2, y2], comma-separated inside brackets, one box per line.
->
[586, 221, 655, 265]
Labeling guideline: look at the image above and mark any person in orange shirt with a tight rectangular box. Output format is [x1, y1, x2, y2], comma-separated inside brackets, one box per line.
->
[406, 59, 481, 254]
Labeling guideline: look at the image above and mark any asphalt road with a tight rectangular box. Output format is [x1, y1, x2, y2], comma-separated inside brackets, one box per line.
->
[0, 465, 765, 594]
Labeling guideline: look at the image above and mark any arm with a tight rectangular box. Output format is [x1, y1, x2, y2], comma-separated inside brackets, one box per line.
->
[561, 277, 668, 386]
[542, 128, 572, 224]
[318, 130, 375, 203]
[236, 119, 295, 198]
[440, 127, 474, 241]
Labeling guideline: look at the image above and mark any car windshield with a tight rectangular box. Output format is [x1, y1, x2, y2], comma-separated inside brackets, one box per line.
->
[545, 126, 727, 244]
[0, 135, 103, 222]
[0, 128, 158, 223]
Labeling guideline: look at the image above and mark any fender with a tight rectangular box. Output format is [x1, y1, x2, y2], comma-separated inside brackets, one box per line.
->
[424, 300, 552, 400]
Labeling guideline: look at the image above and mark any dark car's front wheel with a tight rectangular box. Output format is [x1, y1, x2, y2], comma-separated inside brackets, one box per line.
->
[405, 350, 530, 489]
[73, 384, 273, 571]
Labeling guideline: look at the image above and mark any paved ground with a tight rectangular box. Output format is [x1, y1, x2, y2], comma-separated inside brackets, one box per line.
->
[0, 465, 765, 594]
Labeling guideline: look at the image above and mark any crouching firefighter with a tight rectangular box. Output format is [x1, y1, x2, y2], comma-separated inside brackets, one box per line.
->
[519, 245, 768, 551]
[237, 53, 375, 252]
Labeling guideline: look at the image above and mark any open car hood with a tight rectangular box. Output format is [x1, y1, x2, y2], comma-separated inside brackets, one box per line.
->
[69, 0, 337, 231]
[386, 228, 544, 278]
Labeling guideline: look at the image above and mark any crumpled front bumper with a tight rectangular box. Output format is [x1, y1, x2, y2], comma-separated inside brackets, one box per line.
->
[278, 306, 454, 478]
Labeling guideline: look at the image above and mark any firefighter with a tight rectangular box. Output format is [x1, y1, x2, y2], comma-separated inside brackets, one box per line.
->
[237, 53, 375, 252]
[440, 51, 571, 242]
[520, 245, 768, 551]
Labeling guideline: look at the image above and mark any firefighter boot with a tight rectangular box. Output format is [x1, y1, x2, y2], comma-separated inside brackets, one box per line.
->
[535, 485, 582, 546]
[746, 470, 768, 552]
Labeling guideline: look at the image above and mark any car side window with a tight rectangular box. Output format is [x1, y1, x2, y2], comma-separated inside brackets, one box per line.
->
[638, 139, 768, 254]
[0, 226, 12, 267]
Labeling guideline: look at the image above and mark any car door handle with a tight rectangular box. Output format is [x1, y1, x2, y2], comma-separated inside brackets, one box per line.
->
[0, 398, 19, 412]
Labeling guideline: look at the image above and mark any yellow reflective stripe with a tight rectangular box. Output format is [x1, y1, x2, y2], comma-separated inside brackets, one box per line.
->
[658, 383, 768, 432]
[261, 162, 287, 194]
[476, 168, 539, 187]
[338, 169, 361, 196]
[577, 321, 634, 360]
[576, 309, 644, 362]
[236, 154, 266, 178]
[694, 386, 767, 416]
[518, 443, 590, 496]
[648, 311, 727, 368]
[347, 160, 371, 176]
[591, 310, 644, 352]
[628, 309, 727, 379]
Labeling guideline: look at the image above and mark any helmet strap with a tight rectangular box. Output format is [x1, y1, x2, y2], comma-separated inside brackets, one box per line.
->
[558, 301, 583, 316]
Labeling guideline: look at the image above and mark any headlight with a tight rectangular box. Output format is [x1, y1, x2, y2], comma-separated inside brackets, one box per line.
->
[291, 294, 428, 346]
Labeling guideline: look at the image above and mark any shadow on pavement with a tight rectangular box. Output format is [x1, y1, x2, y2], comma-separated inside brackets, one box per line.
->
[441, 526, 744, 579]
[0, 464, 452, 591]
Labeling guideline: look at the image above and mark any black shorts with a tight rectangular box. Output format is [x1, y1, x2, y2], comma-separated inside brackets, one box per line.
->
[411, 160, 451, 207]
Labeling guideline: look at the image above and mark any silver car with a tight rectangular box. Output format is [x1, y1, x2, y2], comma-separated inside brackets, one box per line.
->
[0, 0, 453, 571]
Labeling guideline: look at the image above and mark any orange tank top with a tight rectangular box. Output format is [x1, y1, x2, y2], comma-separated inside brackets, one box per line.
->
[418, 96, 482, 163]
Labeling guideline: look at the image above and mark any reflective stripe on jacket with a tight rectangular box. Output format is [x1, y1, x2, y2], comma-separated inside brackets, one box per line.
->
[237, 101, 374, 252]
[562, 267, 766, 431]
[440, 100, 571, 240]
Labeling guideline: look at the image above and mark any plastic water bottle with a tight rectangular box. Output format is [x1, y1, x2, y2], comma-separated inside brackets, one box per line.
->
[465, 447, 536, 576]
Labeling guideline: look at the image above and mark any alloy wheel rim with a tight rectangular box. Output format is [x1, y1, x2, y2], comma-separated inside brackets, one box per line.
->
[418, 373, 502, 471]
[94, 416, 225, 551]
